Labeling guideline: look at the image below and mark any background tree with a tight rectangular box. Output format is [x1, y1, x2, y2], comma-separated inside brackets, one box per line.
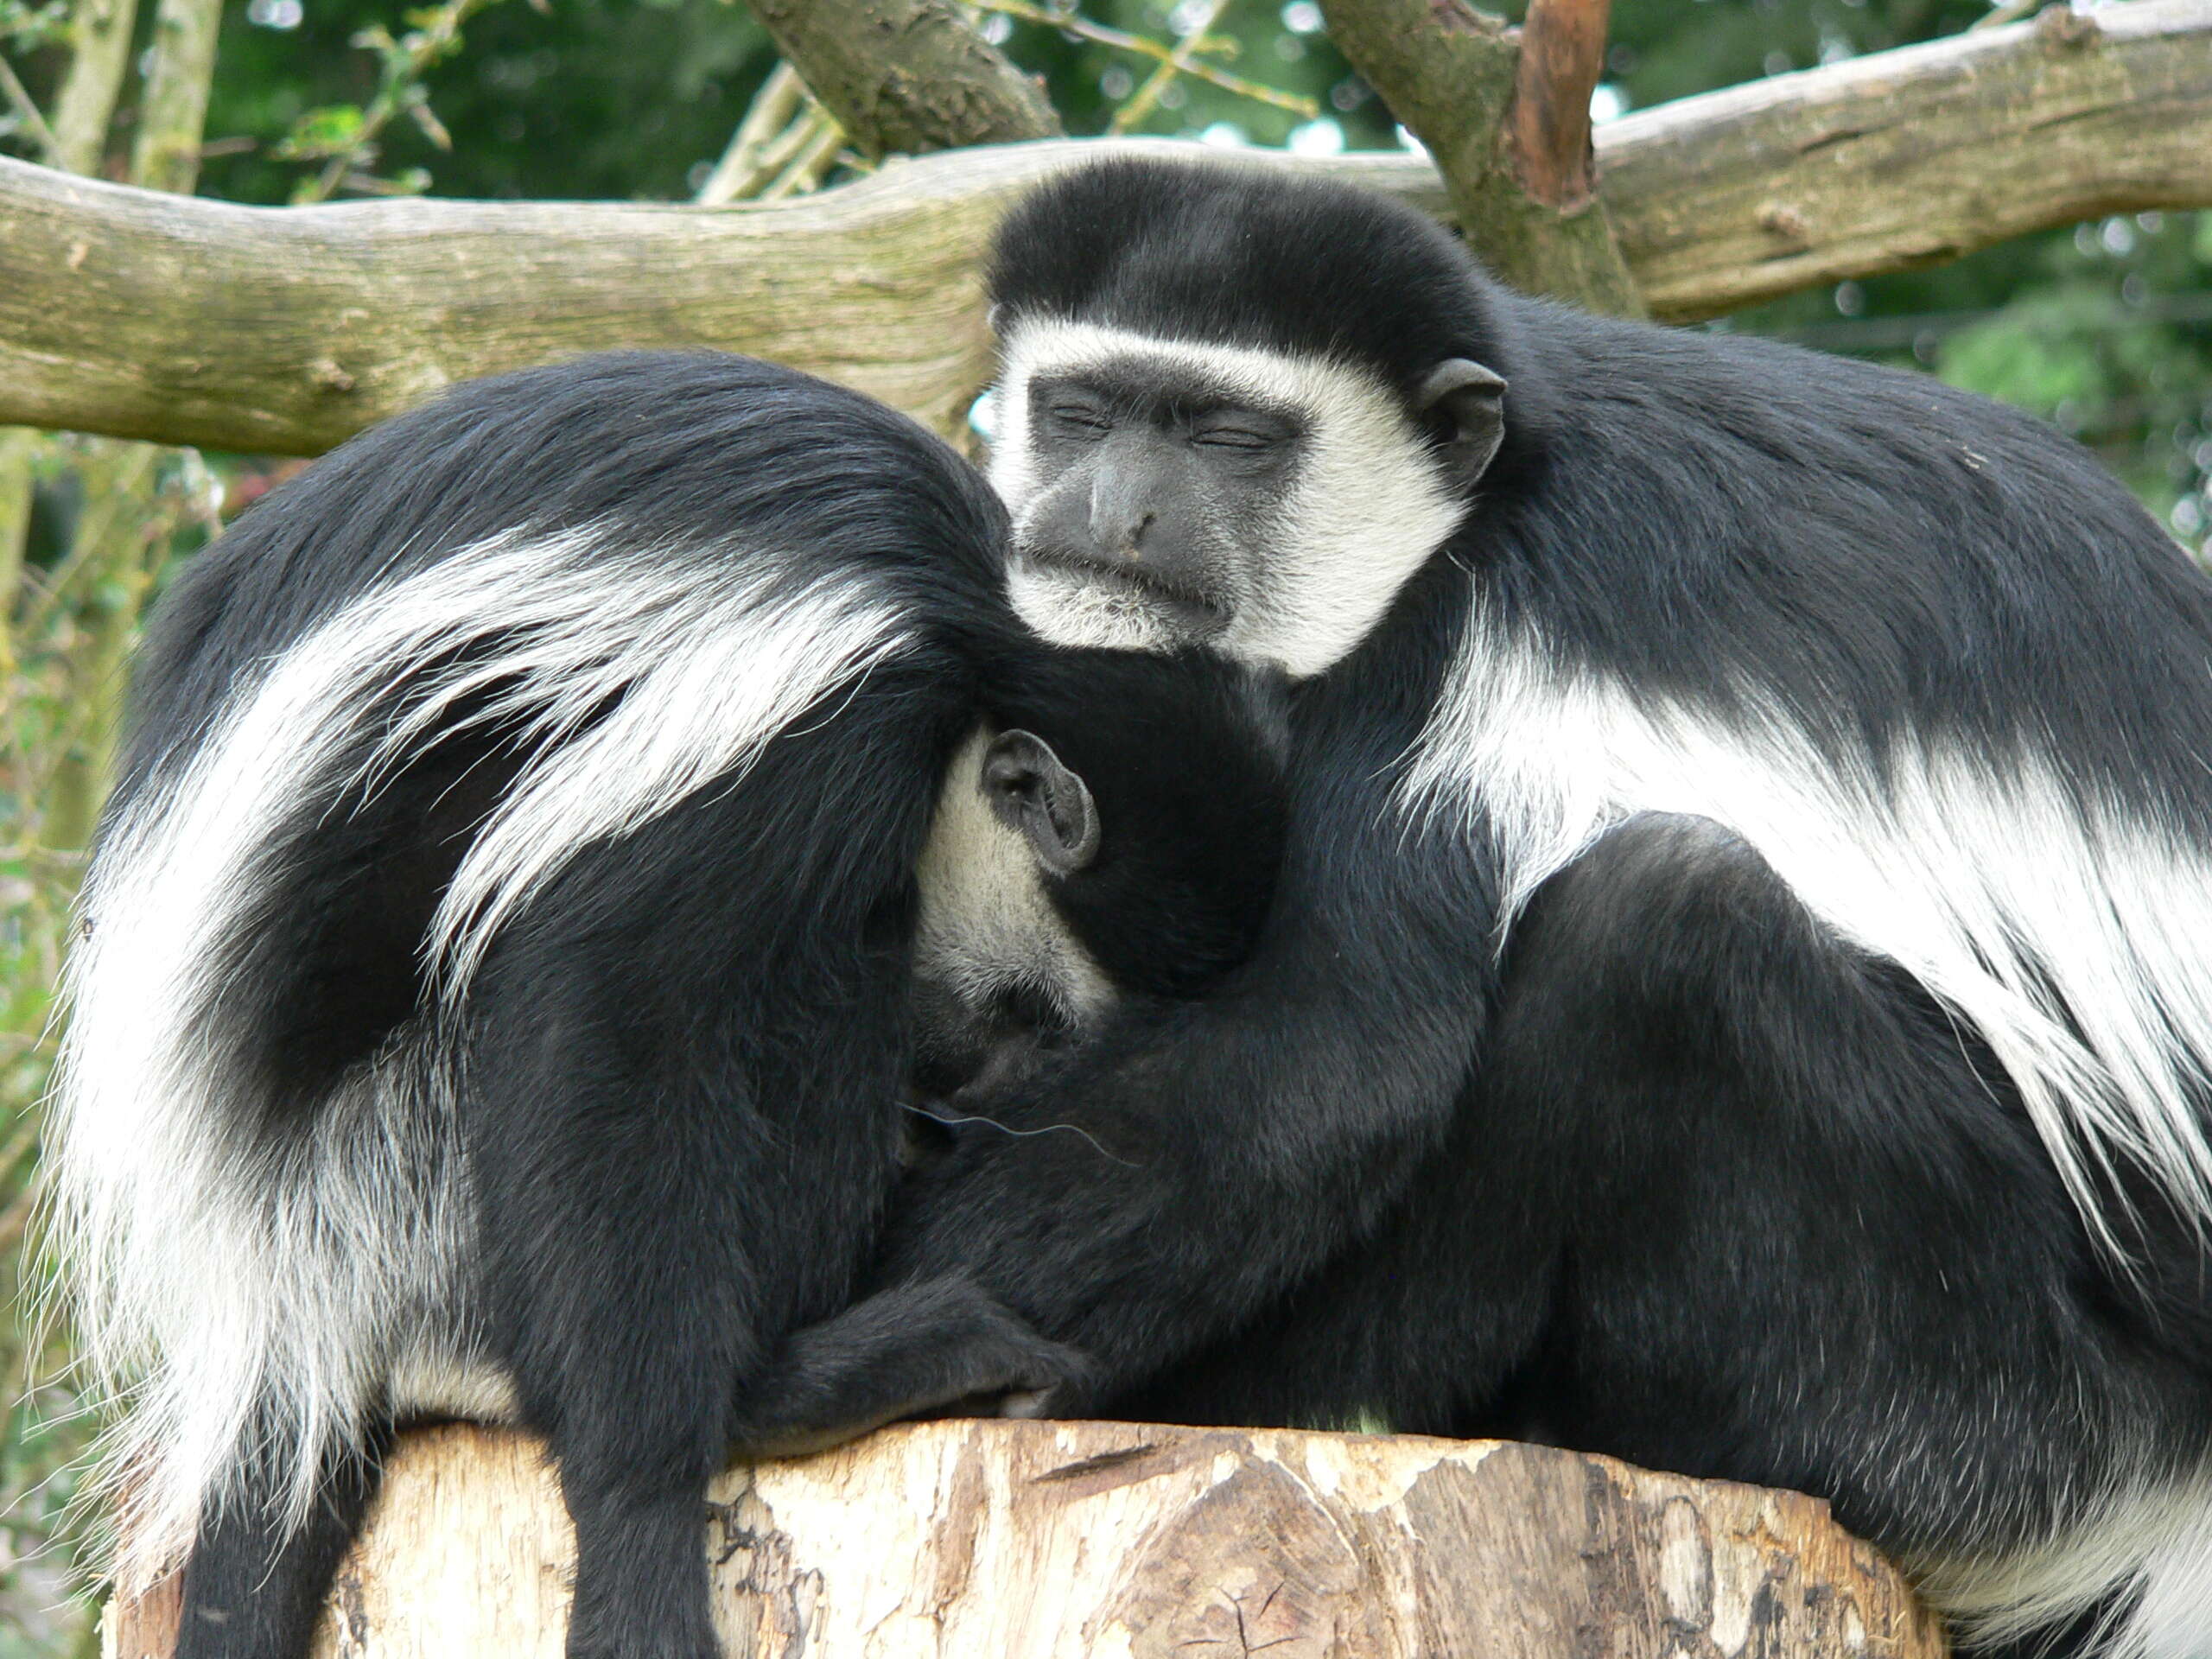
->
[0, 1, 2209, 1651]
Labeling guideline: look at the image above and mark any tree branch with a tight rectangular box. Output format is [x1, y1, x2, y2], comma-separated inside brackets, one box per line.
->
[746, 0, 1062, 158]
[1599, 0, 2212, 319]
[127, 0, 224, 195]
[48, 0, 139, 175]
[1506, 0, 1611, 211]
[1, 0, 2208, 454]
[1319, 0, 1643, 315]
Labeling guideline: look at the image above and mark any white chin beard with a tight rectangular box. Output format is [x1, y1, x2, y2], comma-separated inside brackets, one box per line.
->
[1006, 556, 1191, 653]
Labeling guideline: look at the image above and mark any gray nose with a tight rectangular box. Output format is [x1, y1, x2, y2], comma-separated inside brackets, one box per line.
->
[1089, 476, 1154, 558]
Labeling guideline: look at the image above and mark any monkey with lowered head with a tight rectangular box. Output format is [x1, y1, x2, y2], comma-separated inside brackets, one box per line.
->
[51, 349, 1286, 1659]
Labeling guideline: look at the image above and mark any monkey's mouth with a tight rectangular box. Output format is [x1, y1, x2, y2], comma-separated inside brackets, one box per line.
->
[1012, 547, 1231, 635]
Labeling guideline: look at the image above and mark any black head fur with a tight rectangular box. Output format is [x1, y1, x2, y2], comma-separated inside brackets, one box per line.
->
[987, 157, 1515, 410]
[984, 648, 1289, 1001]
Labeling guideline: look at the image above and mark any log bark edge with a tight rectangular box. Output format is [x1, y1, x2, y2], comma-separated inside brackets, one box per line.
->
[101, 1420, 1950, 1658]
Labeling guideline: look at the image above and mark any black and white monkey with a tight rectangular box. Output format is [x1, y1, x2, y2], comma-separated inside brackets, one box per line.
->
[754, 159, 2212, 1658]
[50, 350, 1289, 1659]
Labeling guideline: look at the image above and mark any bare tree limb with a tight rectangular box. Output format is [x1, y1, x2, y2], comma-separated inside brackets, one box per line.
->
[48, 0, 138, 176]
[1600, 0, 2212, 319]
[1319, 0, 1643, 315]
[127, 0, 224, 195]
[746, 0, 1062, 158]
[1505, 0, 1611, 211]
[0, 53, 62, 168]
[696, 62, 844, 206]
[3, 0, 2209, 454]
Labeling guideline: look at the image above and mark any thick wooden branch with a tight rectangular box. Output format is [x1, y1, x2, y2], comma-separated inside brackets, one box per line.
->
[747, 0, 1061, 158]
[1507, 0, 1611, 212]
[4, 0, 2209, 454]
[1321, 0, 1641, 314]
[102, 1421, 1949, 1657]
[1599, 0, 2212, 318]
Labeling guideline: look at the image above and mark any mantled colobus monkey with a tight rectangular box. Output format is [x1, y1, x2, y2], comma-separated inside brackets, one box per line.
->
[750, 159, 2212, 1657]
[51, 350, 1287, 1659]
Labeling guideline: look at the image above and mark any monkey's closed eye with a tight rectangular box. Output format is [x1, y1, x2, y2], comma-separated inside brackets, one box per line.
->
[1191, 427, 1275, 451]
[1049, 404, 1111, 437]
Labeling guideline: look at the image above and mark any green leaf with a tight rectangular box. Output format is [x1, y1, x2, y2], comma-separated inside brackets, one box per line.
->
[272, 102, 367, 160]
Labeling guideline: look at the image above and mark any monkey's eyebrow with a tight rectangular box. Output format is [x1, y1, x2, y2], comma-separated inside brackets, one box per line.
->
[1039, 358, 1300, 423]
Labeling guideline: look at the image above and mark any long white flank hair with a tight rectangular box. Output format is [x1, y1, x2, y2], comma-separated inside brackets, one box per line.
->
[48, 523, 910, 1589]
[1406, 598, 2212, 1658]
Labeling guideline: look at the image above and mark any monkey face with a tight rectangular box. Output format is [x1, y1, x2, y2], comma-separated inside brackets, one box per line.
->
[987, 317, 1497, 679]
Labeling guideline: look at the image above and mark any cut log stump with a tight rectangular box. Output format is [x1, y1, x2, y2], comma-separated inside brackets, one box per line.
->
[104, 1419, 1948, 1657]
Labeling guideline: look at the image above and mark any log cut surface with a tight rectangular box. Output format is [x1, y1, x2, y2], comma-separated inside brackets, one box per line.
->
[103, 1419, 1949, 1658]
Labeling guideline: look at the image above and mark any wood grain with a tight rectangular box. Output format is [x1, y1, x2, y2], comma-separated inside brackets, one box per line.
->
[103, 1421, 1949, 1658]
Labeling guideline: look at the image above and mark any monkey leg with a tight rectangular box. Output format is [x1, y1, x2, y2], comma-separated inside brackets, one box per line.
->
[173, 1423, 391, 1659]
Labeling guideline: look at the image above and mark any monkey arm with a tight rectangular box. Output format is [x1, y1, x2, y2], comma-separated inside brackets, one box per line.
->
[726, 1276, 1091, 1459]
[777, 779, 1501, 1424]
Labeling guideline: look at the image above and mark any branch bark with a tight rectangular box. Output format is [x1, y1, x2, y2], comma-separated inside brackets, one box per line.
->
[746, 0, 1061, 159]
[1320, 0, 1643, 315]
[101, 1421, 1949, 1657]
[3, 0, 2209, 454]
[1506, 0, 1611, 211]
[48, 0, 139, 176]
[127, 0, 223, 195]
[1598, 0, 2212, 319]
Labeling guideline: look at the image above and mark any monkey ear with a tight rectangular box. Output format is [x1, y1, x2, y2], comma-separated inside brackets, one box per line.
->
[982, 730, 1101, 875]
[1417, 359, 1509, 486]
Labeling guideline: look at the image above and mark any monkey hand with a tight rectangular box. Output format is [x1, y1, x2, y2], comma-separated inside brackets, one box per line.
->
[727, 1274, 1095, 1461]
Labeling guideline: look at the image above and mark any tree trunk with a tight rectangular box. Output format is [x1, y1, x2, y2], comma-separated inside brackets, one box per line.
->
[1319, 0, 1645, 315]
[101, 1421, 1948, 1658]
[747, 0, 1061, 160]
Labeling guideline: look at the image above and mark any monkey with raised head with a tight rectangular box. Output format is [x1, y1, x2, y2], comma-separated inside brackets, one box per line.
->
[760, 159, 2212, 1658]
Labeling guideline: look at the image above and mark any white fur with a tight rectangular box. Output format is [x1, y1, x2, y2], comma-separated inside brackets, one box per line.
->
[1404, 601, 2212, 1257]
[989, 319, 1465, 679]
[913, 729, 1114, 1027]
[51, 524, 912, 1587]
[1406, 601, 2212, 1655]
[1914, 1470, 2212, 1657]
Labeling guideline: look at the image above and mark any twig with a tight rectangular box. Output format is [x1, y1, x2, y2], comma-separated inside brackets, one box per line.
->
[697, 61, 811, 204]
[296, 0, 504, 204]
[759, 114, 846, 200]
[1109, 0, 1235, 134]
[1505, 0, 1611, 209]
[14, 445, 156, 642]
[696, 62, 849, 206]
[0, 52, 61, 165]
[978, 0, 1317, 118]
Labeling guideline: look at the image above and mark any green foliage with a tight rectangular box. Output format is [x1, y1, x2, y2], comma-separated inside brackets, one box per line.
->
[0, 435, 223, 1657]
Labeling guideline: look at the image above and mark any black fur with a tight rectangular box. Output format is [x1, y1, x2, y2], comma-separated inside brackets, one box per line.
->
[87, 351, 1287, 1659]
[785, 161, 2212, 1656]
